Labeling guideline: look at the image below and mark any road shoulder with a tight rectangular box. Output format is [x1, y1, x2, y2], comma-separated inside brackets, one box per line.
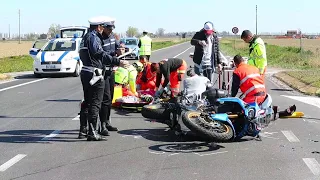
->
[273, 70, 320, 97]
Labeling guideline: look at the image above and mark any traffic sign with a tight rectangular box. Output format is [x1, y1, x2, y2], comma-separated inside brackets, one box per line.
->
[232, 27, 239, 34]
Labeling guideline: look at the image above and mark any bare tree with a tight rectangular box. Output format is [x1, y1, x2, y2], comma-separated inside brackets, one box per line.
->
[48, 24, 61, 38]
[126, 26, 139, 37]
[156, 28, 165, 37]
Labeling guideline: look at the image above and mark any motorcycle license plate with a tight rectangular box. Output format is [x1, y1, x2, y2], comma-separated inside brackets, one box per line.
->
[46, 64, 56, 69]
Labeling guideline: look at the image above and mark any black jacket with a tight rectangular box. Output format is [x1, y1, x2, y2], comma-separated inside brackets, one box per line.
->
[155, 58, 183, 88]
[79, 30, 120, 69]
[190, 30, 221, 67]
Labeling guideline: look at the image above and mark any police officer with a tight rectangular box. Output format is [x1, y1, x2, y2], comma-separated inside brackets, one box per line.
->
[79, 16, 129, 141]
[99, 17, 121, 136]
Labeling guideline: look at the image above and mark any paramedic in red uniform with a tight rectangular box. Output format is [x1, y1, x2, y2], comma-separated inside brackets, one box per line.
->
[136, 55, 157, 91]
[231, 54, 266, 104]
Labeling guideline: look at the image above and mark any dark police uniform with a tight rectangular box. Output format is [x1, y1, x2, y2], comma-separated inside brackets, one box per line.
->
[79, 28, 120, 141]
[99, 32, 119, 136]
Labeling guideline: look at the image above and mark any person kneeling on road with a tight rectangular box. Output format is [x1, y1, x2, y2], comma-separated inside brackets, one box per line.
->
[136, 55, 157, 91]
[231, 54, 266, 104]
[151, 58, 187, 98]
[183, 67, 211, 97]
[230, 55, 297, 118]
[114, 61, 144, 97]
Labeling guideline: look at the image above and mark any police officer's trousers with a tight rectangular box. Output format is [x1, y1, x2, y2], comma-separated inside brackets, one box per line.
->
[99, 71, 115, 126]
[80, 71, 105, 135]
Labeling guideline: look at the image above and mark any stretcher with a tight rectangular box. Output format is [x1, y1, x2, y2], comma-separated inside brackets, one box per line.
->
[112, 86, 155, 111]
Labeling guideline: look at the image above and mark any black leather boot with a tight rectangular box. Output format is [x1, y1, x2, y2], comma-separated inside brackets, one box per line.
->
[106, 118, 118, 131]
[105, 106, 118, 131]
[78, 106, 88, 139]
[78, 126, 87, 139]
[99, 122, 110, 136]
[87, 121, 106, 141]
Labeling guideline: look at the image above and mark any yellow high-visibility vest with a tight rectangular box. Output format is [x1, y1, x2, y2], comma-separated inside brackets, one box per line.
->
[139, 35, 152, 55]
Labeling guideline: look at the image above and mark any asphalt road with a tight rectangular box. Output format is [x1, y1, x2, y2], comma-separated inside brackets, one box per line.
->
[0, 42, 319, 180]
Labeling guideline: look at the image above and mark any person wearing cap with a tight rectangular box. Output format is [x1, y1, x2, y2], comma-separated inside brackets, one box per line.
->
[191, 21, 222, 82]
[78, 16, 129, 141]
[183, 67, 211, 96]
[138, 30, 152, 61]
[241, 30, 267, 80]
[151, 58, 187, 98]
[136, 55, 157, 91]
[98, 17, 122, 136]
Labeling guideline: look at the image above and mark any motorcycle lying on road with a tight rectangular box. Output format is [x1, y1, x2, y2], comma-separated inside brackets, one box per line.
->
[142, 84, 285, 142]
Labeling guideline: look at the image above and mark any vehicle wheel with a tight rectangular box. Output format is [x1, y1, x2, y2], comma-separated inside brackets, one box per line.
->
[141, 104, 170, 121]
[34, 72, 41, 78]
[182, 111, 234, 142]
[72, 62, 80, 77]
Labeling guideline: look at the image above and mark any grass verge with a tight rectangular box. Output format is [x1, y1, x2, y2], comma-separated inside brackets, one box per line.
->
[0, 39, 189, 76]
[0, 55, 33, 74]
[274, 71, 320, 97]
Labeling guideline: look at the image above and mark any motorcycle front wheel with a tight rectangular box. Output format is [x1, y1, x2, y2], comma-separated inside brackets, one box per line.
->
[141, 104, 170, 121]
[182, 111, 234, 142]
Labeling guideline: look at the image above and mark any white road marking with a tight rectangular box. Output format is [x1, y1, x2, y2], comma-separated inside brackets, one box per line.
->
[72, 115, 80, 120]
[0, 78, 47, 92]
[173, 46, 193, 58]
[149, 151, 165, 155]
[168, 153, 180, 156]
[281, 130, 300, 142]
[281, 95, 320, 109]
[194, 151, 228, 156]
[41, 130, 61, 141]
[0, 154, 27, 172]
[303, 158, 320, 175]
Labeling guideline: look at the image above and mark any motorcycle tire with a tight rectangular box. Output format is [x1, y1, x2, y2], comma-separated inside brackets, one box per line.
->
[182, 111, 234, 142]
[141, 104, 170, 121]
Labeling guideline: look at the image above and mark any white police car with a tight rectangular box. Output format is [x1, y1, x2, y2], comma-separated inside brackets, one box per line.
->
[30, 35, 83, 77]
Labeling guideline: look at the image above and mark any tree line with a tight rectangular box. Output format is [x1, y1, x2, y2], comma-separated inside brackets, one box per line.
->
[1, 24, 192, 41]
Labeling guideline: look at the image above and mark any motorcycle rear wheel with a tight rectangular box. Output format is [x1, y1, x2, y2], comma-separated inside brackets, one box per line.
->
[182, 111, 234, 142]
[141, 104, 170, 121]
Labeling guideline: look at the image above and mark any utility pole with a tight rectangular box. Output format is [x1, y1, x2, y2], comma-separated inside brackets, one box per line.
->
[256, 5, 258, 35]
[18, 9, 21, 44]
[8, 24, 10, 39]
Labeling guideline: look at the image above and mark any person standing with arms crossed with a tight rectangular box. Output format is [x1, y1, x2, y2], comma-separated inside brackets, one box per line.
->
[138, 30, 152, 61]
[241, 30, 267, 80]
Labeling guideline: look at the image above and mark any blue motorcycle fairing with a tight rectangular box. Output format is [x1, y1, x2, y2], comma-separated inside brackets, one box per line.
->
[210, 113, 236, 139]
[217, 97, 248, 109]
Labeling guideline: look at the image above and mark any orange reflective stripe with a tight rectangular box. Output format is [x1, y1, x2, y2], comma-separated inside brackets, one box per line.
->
[239, 73, 261, 85]
[243, 84, 265, 98]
